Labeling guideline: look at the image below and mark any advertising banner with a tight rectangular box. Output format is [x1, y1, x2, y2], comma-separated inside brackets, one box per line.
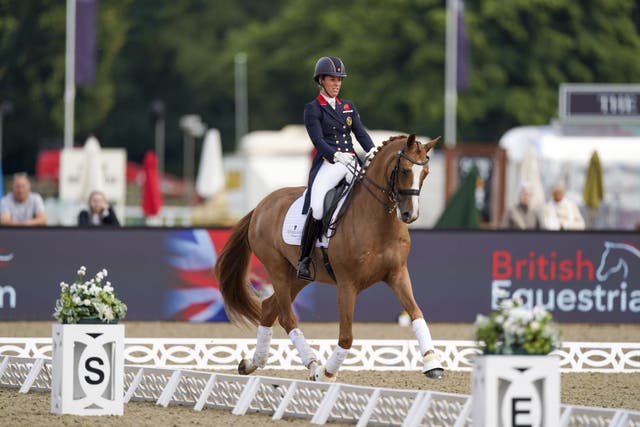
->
[0, 228, 638, 323]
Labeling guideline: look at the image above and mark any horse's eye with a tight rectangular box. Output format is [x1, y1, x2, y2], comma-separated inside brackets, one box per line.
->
[401, 168, 410, 176]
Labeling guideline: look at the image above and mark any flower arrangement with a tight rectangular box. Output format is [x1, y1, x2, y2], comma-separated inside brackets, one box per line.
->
[473, 296, 560, 355]
[53, 266, 127, 324]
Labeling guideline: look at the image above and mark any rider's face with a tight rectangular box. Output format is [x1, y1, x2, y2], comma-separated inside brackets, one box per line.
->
[320, 75, 342, 98]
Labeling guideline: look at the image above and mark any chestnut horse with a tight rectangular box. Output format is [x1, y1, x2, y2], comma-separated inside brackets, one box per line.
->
[214, 133, 443, 381]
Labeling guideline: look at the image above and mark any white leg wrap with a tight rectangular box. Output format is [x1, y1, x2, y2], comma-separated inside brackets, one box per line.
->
[288, 328, 316, 368]
[252, 325, 273, 368]
[412, 318, 434, 355]
[325, 345, 349, 375]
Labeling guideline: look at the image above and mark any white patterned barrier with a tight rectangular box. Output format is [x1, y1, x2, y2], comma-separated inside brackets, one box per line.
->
[1, 338, 639, 372]
[1, 356, 639, 427]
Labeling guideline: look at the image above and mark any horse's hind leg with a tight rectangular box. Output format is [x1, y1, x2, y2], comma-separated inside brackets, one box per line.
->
[312, 283, 357, 382]
[238, 294, 280, 375]
[272, 277, 320, 380]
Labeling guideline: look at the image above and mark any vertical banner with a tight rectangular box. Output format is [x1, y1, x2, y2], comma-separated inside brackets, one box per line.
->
[456, 0, 470, 90]
[75, 0, 98, 86]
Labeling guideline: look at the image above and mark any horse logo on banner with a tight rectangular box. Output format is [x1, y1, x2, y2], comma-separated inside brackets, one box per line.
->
[596, 241, 640, 282]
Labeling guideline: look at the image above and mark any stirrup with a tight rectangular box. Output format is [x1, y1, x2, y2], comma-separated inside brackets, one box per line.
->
[297, 257, 314, 281]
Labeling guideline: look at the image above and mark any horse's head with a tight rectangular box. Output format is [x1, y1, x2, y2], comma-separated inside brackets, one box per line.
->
[393, 134, 440, 223]
[364, 133, 440, 223]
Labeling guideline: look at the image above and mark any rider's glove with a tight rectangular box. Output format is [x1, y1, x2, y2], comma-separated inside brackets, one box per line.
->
[364, 147, 376, 167]
[333, 151, 355, 166]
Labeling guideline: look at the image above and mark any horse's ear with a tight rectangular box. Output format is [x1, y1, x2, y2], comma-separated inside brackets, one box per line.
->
[407, 133, 417, 148]
[425, 136, 441, 151]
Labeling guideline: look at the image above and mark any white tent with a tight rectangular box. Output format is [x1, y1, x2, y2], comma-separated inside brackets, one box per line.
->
[196, 129, 225, 199]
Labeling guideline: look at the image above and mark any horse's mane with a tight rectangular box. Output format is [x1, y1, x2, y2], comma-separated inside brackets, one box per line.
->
[362, 135, 408, 173]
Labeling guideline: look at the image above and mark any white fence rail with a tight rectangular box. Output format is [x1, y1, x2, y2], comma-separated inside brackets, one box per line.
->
[1, 338, 639, 373]
[1, 356, 639, 427]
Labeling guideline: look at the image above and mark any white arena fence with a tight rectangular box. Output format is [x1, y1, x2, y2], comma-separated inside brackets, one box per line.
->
[1, 338, 639, 373]
[1, 355, 639, 427]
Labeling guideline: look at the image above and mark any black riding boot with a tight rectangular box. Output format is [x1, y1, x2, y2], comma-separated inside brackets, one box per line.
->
[297, 211, 323, 281]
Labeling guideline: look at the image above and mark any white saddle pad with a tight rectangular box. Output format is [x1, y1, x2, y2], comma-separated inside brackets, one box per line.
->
[282, 189, 348, 247]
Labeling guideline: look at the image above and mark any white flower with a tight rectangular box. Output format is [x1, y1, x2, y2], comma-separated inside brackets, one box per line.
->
[475, 314, 488, 327]
[530, 321, 540, 331]
[53, 266, 127, 324]
[474, 296, 559, 355]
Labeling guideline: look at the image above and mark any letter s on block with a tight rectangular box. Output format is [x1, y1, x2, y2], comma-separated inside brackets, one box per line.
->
[84, 357, 105, 385]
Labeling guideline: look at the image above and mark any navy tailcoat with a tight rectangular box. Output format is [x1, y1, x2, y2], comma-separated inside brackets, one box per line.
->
[302, 94, 374, 214]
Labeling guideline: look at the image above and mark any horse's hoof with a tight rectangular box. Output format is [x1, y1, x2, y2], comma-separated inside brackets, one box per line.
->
[310, 364, 336, 382]
[238, 358, 257, 375]
[422, 351, 444, 379]
[424, 368, 445, 379]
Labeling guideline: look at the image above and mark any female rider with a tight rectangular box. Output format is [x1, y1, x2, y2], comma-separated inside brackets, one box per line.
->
[297, 56, 376, 281]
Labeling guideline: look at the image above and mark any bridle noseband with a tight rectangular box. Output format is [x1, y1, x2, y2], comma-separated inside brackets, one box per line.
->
[359, 148, 430, 213]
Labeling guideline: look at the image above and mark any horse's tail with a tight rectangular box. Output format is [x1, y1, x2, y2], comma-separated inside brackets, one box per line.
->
[214, 210, 262, 326]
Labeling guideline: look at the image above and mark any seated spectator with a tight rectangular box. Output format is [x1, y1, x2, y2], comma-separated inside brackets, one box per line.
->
[540, 182, 585, 230]
[501, 184, 540, 230]
[78, 190, 120, 227]
[0, 172, 47, 226]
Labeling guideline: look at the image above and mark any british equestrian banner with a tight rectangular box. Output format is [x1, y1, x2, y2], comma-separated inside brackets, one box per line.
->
[0, 228, 637, 322]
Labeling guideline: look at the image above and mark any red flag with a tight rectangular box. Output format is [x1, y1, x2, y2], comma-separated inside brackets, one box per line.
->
[141, 150, 163, 216]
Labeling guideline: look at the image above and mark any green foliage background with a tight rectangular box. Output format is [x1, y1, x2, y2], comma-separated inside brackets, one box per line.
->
[1, 0, 639, 176]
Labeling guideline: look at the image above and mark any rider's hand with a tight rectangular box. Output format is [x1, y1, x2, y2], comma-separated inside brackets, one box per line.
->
[333, 151, 355, 166]
[364, 147, 376, 167]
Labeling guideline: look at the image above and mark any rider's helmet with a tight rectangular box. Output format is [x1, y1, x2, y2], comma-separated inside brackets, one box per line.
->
[313, 56, 347, 83]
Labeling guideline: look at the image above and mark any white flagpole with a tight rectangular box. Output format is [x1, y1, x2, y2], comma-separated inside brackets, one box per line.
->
[444, 0, 458, 148]
[235, 52, 248, 150]
[64, 0, 76, 149]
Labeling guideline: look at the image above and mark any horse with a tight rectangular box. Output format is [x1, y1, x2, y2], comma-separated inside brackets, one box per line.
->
[214, 133, 443, 381]
[596, 241, 640, 282]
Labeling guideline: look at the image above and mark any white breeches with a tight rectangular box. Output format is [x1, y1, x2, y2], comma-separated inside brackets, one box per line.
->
[310, 160, 354, 220]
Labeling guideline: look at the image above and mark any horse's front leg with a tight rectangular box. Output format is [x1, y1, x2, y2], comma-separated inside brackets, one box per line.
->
[312, 283, 356, 382]
[387, 266, 444, 379]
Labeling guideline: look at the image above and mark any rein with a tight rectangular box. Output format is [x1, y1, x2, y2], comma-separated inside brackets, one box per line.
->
[358, 148, 429, 214]
[324, 143, 429, 236]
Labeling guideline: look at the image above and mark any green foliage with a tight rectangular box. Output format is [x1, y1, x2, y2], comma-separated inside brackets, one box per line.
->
[2, 0, 640, 175]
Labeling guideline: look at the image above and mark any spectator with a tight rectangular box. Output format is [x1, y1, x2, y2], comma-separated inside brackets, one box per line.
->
[501, 184, 540, 230]
[540, 182, 585, 230]
[78, 190, 120, 226]
[0, 172, 47, 226]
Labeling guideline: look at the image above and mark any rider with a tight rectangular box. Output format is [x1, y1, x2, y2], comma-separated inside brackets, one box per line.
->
[297, 56, 376, 281]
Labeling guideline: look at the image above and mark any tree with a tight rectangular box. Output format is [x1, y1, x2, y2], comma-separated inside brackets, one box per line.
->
[2, 0, 640, 177]
[0, 0, 130, 173]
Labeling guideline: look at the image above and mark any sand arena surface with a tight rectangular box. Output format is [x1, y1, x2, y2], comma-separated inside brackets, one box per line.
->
[0, 321, 638, 426]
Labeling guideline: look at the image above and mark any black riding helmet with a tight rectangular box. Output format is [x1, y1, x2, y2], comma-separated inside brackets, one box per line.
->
[313, 56, 347, 83]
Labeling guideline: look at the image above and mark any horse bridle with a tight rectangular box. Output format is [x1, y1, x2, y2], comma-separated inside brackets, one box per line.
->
[358, 148, 430, 213]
